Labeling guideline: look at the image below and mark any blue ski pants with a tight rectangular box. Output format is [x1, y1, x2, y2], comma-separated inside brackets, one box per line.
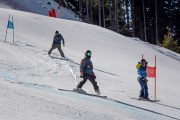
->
[137, 77, 149, 98]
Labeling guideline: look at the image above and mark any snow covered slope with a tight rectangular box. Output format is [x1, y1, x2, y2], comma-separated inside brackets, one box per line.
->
[0, 8, 180, 120]
[0, 0, 80, 21]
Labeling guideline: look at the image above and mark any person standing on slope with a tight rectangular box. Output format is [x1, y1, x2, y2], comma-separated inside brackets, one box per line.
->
[76, 50, 101, 95]
[136, 59, 149, 100]
[48, 30, 65, 58]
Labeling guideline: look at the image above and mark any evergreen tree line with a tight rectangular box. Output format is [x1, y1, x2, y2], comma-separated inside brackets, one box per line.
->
[55, 0, 180, 53]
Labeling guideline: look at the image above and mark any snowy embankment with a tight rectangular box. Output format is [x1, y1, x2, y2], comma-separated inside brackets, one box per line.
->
[0, 0, 80, 21]
[0, 8, 180, 120]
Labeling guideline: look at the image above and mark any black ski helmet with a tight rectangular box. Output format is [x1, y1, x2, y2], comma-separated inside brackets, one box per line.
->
[55, 30, 59, 34]
[141, 59, 148, 65]
[85, 50, 92, 57]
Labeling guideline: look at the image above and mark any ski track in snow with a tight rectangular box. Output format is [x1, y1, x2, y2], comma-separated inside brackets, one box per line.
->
[0, 39, 75, 86]
[1, 76, 179, 120]
[133, 38, 180, 61]
[0, 40, 179, 120]
[0, 37, 179, 120]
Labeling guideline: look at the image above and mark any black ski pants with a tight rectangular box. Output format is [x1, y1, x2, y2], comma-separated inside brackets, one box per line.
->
[48, 45, 65, 57]
[77, 74, 99, 91]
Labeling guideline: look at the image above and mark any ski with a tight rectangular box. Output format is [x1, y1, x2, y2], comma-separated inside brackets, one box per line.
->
[130, 97, 160, 103]
[50, 55, 72, 61]
[50, 56, 64, 60]
[58, 88, 107, 98]
[73, 88, 107, 98]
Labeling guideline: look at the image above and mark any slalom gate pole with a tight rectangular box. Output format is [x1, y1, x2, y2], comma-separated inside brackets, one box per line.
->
[154, 55, 157, 99]
[12, 15, 14, 44]
[5, 14, 10, 42]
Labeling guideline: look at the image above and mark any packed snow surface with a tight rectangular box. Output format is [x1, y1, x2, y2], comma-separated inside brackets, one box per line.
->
[0, 7, 180, 120]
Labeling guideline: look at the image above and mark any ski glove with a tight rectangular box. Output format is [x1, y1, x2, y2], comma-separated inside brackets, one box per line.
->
[144, 78, 148, 83]
[80, 74, 84, 78]
[93, 75, 96, 79]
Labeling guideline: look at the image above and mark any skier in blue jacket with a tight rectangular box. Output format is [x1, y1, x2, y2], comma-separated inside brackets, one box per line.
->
[76, 50, 100, 95]
[136, 59, 149, 100]
[48, 30, 65, 58]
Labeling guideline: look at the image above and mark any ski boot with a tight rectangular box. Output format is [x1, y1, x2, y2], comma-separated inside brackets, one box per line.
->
[95, 90, 101, 96]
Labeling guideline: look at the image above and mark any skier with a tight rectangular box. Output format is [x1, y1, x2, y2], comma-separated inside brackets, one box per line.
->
[76, 50, 101, 95]
[48, 30, 65, 58]
[136, 59, 149, 100]
[47, 1, 51, 5]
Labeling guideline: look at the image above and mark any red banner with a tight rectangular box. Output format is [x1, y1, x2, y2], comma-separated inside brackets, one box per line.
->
[147, 66, 156, 78]
[48, 9, 56, 18]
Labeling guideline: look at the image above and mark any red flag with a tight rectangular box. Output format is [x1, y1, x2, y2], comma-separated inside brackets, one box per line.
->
[48, 10, 53, 17]
[147, 66, 156, 78]
[48, 9, 56, 18]
[51, 9, 56, 17]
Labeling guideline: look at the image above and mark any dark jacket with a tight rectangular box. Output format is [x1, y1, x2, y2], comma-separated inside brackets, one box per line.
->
[52, 34, 65, 45]
[80, 57, 94, 75]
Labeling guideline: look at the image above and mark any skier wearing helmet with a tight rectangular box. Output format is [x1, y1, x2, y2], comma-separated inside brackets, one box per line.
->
[136, 59, 149, 100]
[48, 30, 65, 58]
[76, 50, 100, 95]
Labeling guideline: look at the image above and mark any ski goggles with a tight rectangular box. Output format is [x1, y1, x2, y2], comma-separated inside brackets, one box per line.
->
[87, 52, 92, 56]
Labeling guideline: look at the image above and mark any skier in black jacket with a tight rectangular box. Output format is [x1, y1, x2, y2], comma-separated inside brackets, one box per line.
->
[48, 30, 65, 58]
[76, 50, 100, 95]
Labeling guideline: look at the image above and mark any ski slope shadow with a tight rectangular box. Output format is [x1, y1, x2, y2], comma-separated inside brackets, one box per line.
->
[1, 71, 179, 120]
[57, 88, 180, 120]
[154, 102, 180, 111]
[133, 38, 180, 61]
[50, 56, 119, 76]
[143, 41, 180, 62]
[107, 98, 180, 120]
